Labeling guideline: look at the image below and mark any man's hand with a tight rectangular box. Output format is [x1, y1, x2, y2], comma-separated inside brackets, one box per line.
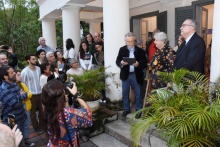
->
[7, 47, 13, 54]
[132, 61, 139, 67]
[121, 60, 128, 66]
[66, 82, 78, 95]
[20, 90, 25, 95]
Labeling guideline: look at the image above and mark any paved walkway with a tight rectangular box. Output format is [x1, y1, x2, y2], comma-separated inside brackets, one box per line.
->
[28, 125, 98, 147]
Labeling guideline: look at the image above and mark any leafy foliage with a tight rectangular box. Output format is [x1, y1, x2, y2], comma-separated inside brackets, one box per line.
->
[0, 0, 90, 62]
[68, 66, 107, 101]
[0, 0, 41, 61]
[131, 69, 220, 147]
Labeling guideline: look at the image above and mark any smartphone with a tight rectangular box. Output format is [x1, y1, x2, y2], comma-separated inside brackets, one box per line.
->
[7, 114, 16, 129]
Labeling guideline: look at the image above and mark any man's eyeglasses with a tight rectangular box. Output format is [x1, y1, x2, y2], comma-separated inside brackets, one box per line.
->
[181, 24, 193, 27]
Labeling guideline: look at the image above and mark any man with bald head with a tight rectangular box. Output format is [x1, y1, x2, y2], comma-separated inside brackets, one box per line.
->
[174, 19, 206, 74]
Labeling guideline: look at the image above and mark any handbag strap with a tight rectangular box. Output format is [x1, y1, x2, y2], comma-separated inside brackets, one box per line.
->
[61, 109, 74, 147]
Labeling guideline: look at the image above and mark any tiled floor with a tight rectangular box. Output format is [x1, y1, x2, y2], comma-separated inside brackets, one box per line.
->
[28, 125, 97, 147]
[28, 125, 48, 147]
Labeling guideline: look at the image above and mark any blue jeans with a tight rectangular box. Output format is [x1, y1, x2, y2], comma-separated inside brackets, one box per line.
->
[23, 104, 30, 139]
[17, 119, 26, 147]
[122, 73, 142, 111]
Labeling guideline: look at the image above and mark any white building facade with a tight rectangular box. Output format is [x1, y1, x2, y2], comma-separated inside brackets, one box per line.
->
[36, 0, 219, 102]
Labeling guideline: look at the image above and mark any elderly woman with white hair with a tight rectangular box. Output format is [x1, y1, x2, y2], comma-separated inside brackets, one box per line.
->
[149, 32, 176, 89]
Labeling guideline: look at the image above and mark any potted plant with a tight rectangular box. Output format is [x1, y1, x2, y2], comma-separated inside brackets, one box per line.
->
[131, 69, 220, 147]
[68, 66, 107, 112]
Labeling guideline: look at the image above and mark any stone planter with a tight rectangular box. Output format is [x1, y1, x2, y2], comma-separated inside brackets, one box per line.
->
[86, 99, 100, 112]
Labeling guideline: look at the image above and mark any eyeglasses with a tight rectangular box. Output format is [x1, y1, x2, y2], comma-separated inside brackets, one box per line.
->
[181, 24, 193, 27]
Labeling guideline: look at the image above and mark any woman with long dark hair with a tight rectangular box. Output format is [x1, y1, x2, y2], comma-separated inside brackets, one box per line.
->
[79, 41, 92, 70]
[54, 51, 66, 67]
[64, 38, 75, 60]
[85, 33, 94, 47]
[42, 79, 92, 147]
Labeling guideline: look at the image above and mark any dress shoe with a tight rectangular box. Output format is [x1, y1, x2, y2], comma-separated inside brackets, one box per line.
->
[121, 111, 130, 117]
[135, 112, 142, 119]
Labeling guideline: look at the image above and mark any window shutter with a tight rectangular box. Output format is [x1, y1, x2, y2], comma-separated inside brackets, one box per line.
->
[157, 11, 167, 33]
[175, 6, 193, 44]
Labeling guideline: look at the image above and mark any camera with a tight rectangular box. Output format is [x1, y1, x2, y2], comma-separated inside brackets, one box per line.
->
[1, 45, 9, 50]
[58, 63, 80, 107]
[7, 114, 16, 129]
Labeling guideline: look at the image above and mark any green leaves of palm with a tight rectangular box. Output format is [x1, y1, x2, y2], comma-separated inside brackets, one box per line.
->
[131, 69, 220, 146]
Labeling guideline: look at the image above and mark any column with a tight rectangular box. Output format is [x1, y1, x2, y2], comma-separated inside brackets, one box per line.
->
[103, 0, 130, 102]
[41, 18, 57, 50]
[61, 5, 81, 56]
[210, 0, 220, 82]
[89, 21, 101, 36]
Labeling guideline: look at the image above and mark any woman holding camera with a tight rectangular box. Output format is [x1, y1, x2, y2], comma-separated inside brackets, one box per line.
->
[42, 79, 92, 147]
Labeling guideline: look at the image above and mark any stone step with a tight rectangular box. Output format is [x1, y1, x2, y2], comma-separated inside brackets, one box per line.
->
[90, 133, 128, 147]
[105, 120, 167, 147]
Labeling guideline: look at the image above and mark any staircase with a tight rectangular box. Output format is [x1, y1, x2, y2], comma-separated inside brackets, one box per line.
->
[89, 111, 168, 147]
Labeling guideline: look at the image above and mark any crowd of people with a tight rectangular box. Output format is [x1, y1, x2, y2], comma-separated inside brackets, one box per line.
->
[0, 32, 103, 146]
[0, 18, 211, 146]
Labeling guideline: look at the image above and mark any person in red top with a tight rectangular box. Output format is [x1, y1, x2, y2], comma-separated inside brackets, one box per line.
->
[146, 29, 160, 63]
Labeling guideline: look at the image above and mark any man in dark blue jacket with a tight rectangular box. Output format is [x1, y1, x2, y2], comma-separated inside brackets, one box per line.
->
[174, 19, 206, 74]
[116, 32, 147, 118]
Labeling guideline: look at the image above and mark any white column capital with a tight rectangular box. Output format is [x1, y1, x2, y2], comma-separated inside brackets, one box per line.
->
[40, 17, 56, 21]
[61, 4, 84, 11]
[36, 0, 46, 6]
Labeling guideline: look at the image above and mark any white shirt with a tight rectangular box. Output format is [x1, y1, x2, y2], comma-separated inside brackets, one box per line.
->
[66, 68, 84, 75]
[185, 32, 195, 45]
[64, 48, 75, 59]
[21, 66, 42, 94]
[79, 52, 92, 70]
[40, 74, 48, 89]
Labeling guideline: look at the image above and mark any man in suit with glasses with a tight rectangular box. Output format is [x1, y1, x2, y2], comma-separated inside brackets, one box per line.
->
[174, 19, 206, 74]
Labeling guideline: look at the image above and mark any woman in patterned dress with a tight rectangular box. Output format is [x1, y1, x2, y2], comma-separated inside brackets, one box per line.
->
[42, 79, 92, 147]
[149, 32, 176, 89]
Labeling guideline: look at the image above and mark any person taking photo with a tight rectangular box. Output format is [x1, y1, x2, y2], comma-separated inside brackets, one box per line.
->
[41, 79, 92, 147]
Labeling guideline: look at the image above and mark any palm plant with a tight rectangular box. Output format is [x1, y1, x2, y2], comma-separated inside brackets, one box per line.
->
[68, 66, 107, 101]
[131, 69, 220, 147]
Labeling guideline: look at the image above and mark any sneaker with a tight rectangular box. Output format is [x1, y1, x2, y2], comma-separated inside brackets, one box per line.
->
[121, 111, 130, 117]
[25, 139, 35, 146]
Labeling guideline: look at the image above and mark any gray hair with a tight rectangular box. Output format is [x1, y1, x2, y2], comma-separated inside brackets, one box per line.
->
[46, 51, 53, 59]
[186, 19, 197, 30]
[0, 52, 7, 56]
[154, 32, 169, 45]
[124, 32, 136, 40]
[69, 59, 78, 65]
[135, 39, 143, 46]
[38, 37, 45, 44]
